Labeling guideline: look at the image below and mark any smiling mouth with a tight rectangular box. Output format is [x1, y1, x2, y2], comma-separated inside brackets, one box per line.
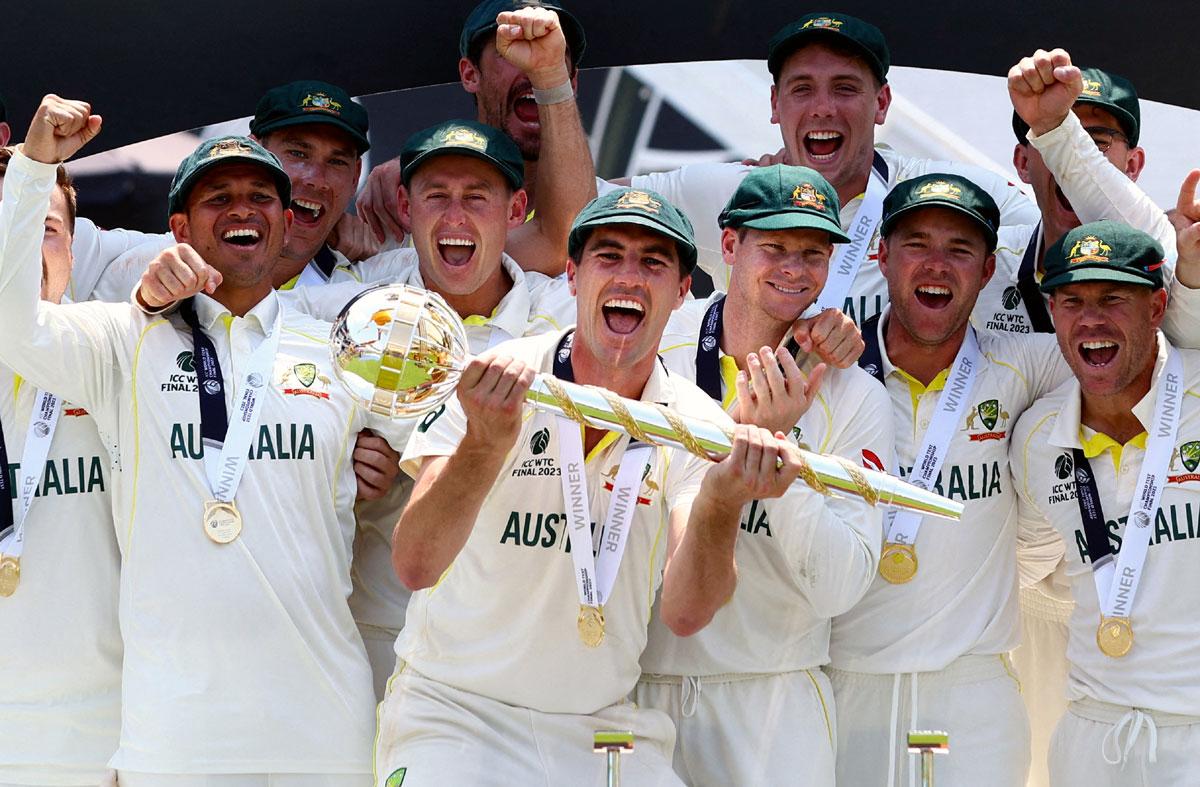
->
[769, 281, 807, 295]
[437, 237, 476, 267]
[1080, 340, 1119, 366]
[291, 198, 323, 224]
[602, 298, 645, 334]
[222, 228, 261, 247]
[804, 131, 844, 161]
[915, 285, 952, 309]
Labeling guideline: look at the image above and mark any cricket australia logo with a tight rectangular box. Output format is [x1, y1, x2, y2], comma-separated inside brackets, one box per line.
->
[279, 362, 331, 399]
[301, 92, 343, 114]
[1168, 440, 1200, 484]
[601, 461, 658, 506]
[964, 398, 1008, 441]
[792, 183, 828, 211]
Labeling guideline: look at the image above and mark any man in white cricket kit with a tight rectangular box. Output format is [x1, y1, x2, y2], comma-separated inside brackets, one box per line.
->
[621, 11, 1037, 319]
[636, 164, 893, 786]
[1012, 216, 1200, 785]
[826, 173, 1073, 787]
[0, 148, 120, 786]
[374, 187, 813, 786]
[0, 96, 409, 785]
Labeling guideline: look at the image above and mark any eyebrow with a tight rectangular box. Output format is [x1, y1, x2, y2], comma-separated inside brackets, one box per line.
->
[418, 178, 497, 193]
[280, 134, 355, 158]
[197, 178, 274, 193]
[591, 237, 676, 258]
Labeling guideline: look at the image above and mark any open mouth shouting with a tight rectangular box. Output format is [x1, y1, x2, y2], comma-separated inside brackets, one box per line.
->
[437, 236, 477, 267]
[1079, 339, 1119, 367]
[510, 81, 539, 125]
[804, 130, 844, 162]
[222, 227, 262, 249]
[914, 284, 953, 309]
[290, 198, 325, 226]
[601, 297, 645, 335]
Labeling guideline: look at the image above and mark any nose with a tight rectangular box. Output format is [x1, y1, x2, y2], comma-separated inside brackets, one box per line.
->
[226, 194, 258, 220]
[810, 86, 836, 117]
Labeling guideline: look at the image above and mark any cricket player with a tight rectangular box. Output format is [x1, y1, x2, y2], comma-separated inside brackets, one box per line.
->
[0, 95, 409, 784]
[355, 0, 597, 275]
[636, 164, 894, 786]
[1012, 216, 1200, 785]
[374, 187, 810, 786]
[827, 173, 1073, 787]
[0, 147, 120, 785]
[620, 11, 1037, 319]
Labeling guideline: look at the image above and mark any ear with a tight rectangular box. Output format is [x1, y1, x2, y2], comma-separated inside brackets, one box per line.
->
[0, 122, 10, 148]
[770, 84, 780, 125]
[1149, 285, 1168, 329]
[508, 188, 529, 229]
[169, 212, 190, 243]
[1125, 147, 1146, 182]
[877, 236, 890, 276]
[1013, 143, 1033, 185]
[460, 56, 481, 96]
[398, 184, 413, 227]
[566, 256, 578, 296]
[720, 227, 738, 268]
[675, 273, 692, 308]
[980, 252, 997, 289]
[874, 83, 892, 126]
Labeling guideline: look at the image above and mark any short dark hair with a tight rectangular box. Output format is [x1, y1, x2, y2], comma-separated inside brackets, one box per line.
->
[0, 146, 77, 233]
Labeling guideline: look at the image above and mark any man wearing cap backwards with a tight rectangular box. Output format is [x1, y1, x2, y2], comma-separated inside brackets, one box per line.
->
[621, 11, 1037, 318]
[819, 171, 1081, 787]
[0, 146, 120, 786]
[976, 49, 1176, 338]
[88, 78, 379, 303]
[0, 94, 411, 784]
[1011, 215, 1200, 785]
[356, 1, 597, 276]
[632, 164, 892, 786]
[374, 187, 811, 786]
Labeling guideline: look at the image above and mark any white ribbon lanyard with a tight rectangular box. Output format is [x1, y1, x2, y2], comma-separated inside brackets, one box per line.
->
[556, 415, 653, 608]
[0, 389, 61, 558]
[814, 161, 889, 312]
[885, 328, 981, 545]
[201, 312, 284, 503]
[1095, 349, 1182, 619]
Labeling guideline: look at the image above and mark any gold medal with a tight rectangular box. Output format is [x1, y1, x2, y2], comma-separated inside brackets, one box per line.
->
[0, 555, 20, 597]
[879, 543, 918, 584]
[203, 501, 243, 544]
[578, 605, 605, 647]
[1097, 616, 1134, 658]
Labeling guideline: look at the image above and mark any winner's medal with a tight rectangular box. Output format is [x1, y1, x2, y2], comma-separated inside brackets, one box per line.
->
[0, 555, 20, 597]
[578, 605, 606, 648]
[203, 501, 243, 545]
[879, 542, 918, 584]
[1097, 616, 1134, 658]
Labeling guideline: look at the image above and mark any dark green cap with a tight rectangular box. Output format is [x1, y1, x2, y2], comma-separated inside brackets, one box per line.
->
[767, 12, 889, 83]
[167, 136, 291, 217]
[718, 164, 850, 241]
[400, 120, 524, 190]
[1040, 220, 1164, 292]
[568, 188, 698, 273]
[881, 173, 1000, 251]
[460, 0, 586, 68]
[250, 80, 370, 153]
[1012, 67, 1140, 146]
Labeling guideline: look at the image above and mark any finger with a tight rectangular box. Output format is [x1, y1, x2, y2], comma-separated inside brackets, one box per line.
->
[1007, 64, 1033, 97]
[1177, 169, 1200, 216]
[803, 363, 828, 405]
[776, 346, 805, 389]
[741, 425, 765, 477]
[459, 356, 491, 391]
[758, 346, 788, 399]
[746, 352, 770, 405]
[733, 370, 754, 417]
[352, 458, 389, 488]
[1048, 48, 1072, 70]
[1033, 49, 1056, 88]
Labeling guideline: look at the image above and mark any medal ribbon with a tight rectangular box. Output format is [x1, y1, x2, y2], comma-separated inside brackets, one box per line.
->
[884, 327, 981, 547]
[1015, 224, 1054, 333]
[180, 298, 283, 504]
[814, 152, 889, 312]
[694, 295, 727, 401]
[0, 388, 61, 559]
[552, 331, 653, 608]
[1072, 348, 1182, 620]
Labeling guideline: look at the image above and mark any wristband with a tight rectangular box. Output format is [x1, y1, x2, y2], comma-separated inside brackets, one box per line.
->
[532, 82, 574, 106]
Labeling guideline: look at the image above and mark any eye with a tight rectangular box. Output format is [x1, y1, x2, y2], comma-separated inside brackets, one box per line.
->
[329, 157, 350, 168]
[286, 149, 307, 160]
[253, 192, 275, 203]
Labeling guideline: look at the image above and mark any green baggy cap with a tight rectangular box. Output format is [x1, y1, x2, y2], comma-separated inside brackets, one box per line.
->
[718, 164, 849, 241]
[568, 188, 698, 273]
[167, 136, 291, 217]
[1040, 220, 1165, 292]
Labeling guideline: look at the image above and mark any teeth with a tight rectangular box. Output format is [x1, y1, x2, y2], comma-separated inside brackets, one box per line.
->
[1082, 341, 1117, 349]
[604, 298, 644, 313]
[293, 199, 322, 216]
[770, 282, 804, 294]
[223, 228, 260, 241]
[438, 238, 475, 247]
[807, 131, 842, 140]
[917, 285, 951, 295]
[520, 92, 534, 100]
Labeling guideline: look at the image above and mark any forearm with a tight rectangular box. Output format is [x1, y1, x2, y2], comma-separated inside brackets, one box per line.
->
[660, 484, 741, 636]
[392, 434, 510, 590]
[0, 152, 56, 342]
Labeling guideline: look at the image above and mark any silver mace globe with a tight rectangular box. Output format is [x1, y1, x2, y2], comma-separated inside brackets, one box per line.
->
[330, 284, 963, 521]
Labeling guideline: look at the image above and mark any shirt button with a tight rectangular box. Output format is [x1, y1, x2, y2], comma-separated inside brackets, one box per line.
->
[919, 419, 930, 430]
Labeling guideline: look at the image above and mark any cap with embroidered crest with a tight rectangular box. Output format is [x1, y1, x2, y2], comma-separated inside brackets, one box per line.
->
[250, 80, 370, 154]
[718, 164, 850, 241]
[400, 120, 524, 190]
[460, 0, 586, 68]
[881, 173, 1000, 251]
[1040, 220, 1165, 292]
[1012, 67, 1140, 146]
[167, 136, 291, 217]
[767, 12, 889, 84]
[568, 188, 698, 273]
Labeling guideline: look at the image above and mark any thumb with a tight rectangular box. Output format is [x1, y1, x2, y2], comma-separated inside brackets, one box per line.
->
[204, 266, 224, 294]
[804, 362, 828, 401]
[1056, 65, 1083, 97]
[791, 318, 814, 352]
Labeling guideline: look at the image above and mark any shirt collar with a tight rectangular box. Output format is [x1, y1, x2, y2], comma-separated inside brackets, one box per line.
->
[547, 327, 677, 407]
[191, 290, 280, 335]
[410, 253, 530, 342]
[1048, 332, 1172, 449]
